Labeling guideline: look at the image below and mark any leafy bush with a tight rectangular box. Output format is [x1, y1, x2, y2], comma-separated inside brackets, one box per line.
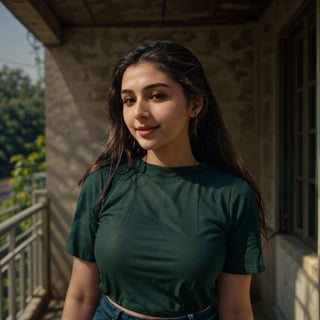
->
[0, 134, 45, 210]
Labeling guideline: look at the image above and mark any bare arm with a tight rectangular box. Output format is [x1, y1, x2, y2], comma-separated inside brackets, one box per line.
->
[62, 257, 101, 320]
[217, 273, 254, 320]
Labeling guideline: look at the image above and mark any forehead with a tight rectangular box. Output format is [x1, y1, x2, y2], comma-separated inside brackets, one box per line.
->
[121, 62, 172, 89]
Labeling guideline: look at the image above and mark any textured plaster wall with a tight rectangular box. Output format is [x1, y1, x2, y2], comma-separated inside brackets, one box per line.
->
[276, 236, 318, 320]
[46, 26, 259, 297]
[257, 0, 319, 319]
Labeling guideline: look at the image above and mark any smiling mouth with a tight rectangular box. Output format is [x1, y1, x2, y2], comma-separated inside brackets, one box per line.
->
[136, 126, 159, 137]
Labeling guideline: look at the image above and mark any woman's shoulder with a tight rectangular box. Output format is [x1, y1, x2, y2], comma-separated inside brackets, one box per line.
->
[203, 163, 254, 197]
[84, 165, 110, 184]
[78, 166, 110, 199]
[83, 161, 135, 187]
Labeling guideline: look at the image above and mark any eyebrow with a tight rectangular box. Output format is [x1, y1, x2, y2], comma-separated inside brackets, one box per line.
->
[121, 82, 170, 95]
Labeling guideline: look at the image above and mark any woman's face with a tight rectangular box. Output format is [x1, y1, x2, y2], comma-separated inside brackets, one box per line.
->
[121, 62, 199, 165]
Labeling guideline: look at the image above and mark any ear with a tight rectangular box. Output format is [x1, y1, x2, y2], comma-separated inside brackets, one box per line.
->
[190, 96, 203, 118]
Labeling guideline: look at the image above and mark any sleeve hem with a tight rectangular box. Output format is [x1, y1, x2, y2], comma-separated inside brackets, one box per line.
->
[65, 247, 96, 262]
[222, 266, 265, 275]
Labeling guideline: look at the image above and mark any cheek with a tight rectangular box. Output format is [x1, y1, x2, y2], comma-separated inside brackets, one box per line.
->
[122, 108, 131, 127]
[159, 105, 191, 126]
[122, 110, 137, 138]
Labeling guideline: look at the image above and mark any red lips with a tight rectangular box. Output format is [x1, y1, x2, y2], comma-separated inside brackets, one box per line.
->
[136, 125, 159, 137]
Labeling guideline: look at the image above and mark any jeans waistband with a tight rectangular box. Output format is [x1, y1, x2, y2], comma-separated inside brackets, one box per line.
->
[93, 295, 217, 320]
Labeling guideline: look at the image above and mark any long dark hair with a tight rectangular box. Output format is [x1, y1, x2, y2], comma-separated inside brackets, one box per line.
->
[81, 40, 268, 240]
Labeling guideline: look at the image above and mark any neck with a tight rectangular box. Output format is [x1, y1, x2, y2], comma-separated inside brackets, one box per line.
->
[143, 151, 199, 168]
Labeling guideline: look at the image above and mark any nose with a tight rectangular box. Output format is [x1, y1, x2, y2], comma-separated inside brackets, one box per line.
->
[134, 98, 149, 118]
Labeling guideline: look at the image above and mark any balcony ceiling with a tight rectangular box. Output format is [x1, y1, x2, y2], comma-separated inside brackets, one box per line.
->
[2, 0, 270, 45]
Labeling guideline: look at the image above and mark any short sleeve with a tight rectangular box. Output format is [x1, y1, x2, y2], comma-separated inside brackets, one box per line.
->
[65, 170, 105, 261]
[222, 180, 265, 274]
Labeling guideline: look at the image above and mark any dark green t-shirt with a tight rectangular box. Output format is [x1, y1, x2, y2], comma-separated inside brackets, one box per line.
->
[66, 160, 264, 316]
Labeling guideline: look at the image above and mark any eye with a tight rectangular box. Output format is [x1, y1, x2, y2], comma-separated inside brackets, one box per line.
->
[122, 97, 136, 106]
[150, 93, 166, 101]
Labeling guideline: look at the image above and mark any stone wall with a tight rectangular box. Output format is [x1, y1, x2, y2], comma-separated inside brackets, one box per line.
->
[46, 25, 260, 297]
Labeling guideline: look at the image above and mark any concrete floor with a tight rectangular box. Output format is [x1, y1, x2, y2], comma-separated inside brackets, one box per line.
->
[39, 299, 278, 320]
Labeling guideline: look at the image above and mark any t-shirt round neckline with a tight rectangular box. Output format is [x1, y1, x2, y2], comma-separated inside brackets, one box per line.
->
[133, 159, 208, 179]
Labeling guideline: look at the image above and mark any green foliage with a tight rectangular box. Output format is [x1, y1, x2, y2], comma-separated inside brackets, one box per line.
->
[0, 66, 45, 177]
[26, 32, 44, 87]
[0, 134, 45, 210]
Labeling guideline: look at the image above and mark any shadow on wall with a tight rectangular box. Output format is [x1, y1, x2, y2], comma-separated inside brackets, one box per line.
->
[275, 235, 318, 320]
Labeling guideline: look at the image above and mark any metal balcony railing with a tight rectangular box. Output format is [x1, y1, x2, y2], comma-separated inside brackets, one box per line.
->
[0, 190, 49, 320]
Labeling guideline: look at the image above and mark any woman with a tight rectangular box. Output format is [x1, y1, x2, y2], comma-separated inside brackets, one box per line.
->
[62, 40, 266, 320]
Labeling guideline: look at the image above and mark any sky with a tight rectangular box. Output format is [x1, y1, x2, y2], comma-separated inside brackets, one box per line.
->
[0, 1, 42, 82]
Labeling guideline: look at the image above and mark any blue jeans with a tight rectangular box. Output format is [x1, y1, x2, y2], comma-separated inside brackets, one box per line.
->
[92, 296, 218, 320]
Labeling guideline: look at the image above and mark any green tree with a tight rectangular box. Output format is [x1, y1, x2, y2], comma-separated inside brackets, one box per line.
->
[0, 134, 45, 210]
[0, 66, 44, 177]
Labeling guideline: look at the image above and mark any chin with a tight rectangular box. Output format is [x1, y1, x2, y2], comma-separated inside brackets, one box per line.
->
[135, 141, 158, 151]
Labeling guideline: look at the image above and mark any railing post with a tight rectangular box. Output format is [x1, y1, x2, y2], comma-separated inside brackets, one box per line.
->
[32, 190, 50, 295]
[8, 229, 16, 320]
